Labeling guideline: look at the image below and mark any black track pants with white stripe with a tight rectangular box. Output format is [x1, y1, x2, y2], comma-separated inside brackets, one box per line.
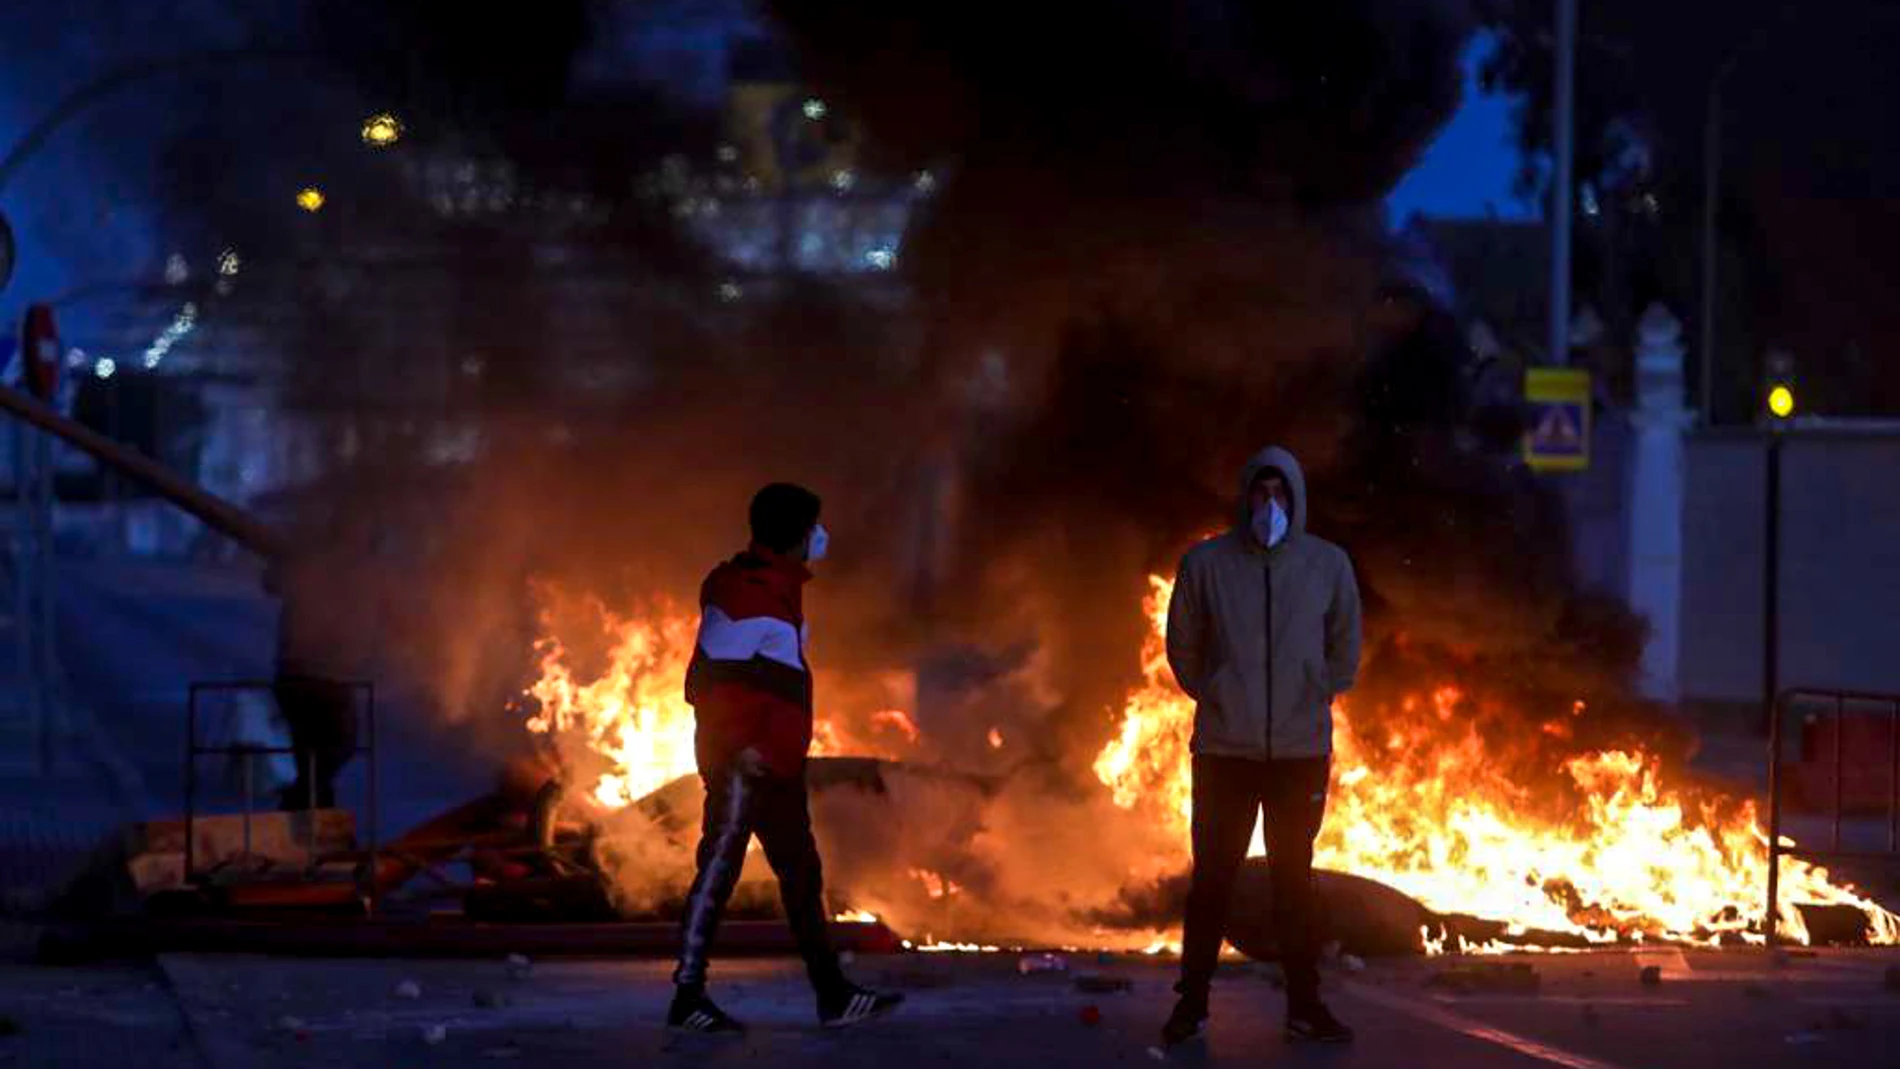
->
[674, 766, 843, 990]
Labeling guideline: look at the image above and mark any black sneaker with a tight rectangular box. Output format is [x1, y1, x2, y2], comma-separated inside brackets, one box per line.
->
[667, 986, 746, 1035]
[1160, 994, 1208, 1046]
[1286, 1002, 1354, 1043]
[818, 983, 905, 1028]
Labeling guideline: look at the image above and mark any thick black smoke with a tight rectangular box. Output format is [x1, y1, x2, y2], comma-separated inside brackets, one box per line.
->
[147, 1, 1667, 784]
[751, 1, 1659, 765]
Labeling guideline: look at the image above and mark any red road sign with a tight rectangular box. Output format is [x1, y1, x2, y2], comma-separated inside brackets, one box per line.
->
[21, 303, 59, 401]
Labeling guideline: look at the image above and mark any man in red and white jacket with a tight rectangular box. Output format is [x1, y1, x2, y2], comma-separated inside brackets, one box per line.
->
[668, 483, 903, 1035]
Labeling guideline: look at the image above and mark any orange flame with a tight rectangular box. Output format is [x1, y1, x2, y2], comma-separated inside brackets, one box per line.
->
[523, 576, 1897, 949]
[525, 585, 912, 809]
[1093, 576, 1900, 948]
[871, 708, 922, 744]
[523, 592, 699, 809]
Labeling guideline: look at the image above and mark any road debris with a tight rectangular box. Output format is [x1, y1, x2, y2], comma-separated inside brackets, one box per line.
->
[422, 1023, 448, 1045]
[1078, 1005, 1102, 1026]
[505, 954, 533, 981]
[1073, 974, 1134, 994]
[472, 988, 512, 1009]
[393, 979, 422, 1000]
[1017, 953, 1068, 976]
[1639, 966, 1662, 987]
[275, 1015, 306, 1032]
[1426, 962, 1539, 994]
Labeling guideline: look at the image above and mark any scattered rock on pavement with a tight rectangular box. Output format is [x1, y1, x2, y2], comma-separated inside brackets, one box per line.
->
[1341, 954, 1366, 973]
[393, 979, 421, 1000]
[1639, 966, 1662, 987]
[505, 954, 533, 981]
[275, 1015, 306, 1032]
[1017, 953, 1068, 976]
[1074, 974, 1134, 994]
[422, 1023, 448, 1045]
[1426, 962, 1540, 994]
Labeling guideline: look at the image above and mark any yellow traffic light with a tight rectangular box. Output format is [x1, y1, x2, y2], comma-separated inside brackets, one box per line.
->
[1767, 383, 1796, 420]
[361, 112, 403, 148]
[296, 186, 326, 212]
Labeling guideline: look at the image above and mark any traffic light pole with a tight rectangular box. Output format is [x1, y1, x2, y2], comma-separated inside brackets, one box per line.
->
[1762, 431, 1782, 739]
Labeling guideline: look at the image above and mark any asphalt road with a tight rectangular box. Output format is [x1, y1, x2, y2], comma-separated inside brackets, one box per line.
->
[1, 946, 1893, 1069]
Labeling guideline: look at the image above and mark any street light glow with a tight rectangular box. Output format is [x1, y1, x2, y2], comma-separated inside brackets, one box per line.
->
[361, 112, 403, 148]
[296, 186, 326, 212]
[1767, 383, 1796, 420]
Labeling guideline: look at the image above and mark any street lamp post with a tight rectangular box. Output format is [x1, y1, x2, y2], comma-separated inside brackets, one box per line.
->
[1549, 0, 1578, 368]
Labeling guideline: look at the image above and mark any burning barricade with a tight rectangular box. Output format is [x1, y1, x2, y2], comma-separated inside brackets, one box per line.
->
[520, 574, 1899, 954]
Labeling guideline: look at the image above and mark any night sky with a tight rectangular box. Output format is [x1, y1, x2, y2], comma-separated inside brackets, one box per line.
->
[1386, 33, 1533, 228]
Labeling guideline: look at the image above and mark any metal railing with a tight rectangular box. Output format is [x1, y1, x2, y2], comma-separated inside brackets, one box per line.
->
[183, 678, 378, 910]
[1766, 687, 1900, 945]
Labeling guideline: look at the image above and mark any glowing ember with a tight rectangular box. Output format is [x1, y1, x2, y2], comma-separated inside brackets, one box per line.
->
[1094, 576, 1900, 948]
[988, 727, 1005, 749]
[910, 867, 964, 900]
[871, 708, 921, 744]
[833, 909, 882, 923]
[914, 940, 1003, 953]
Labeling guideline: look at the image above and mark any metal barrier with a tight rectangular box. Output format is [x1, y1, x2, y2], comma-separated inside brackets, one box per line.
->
[1766, 687, 1900, 945]
[183, 678, 378, 910]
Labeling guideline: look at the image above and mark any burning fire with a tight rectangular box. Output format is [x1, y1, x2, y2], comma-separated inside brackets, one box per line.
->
[522, 575, 1896, 950]
[524, 587, 911, 809]
[524, 593, 700, 808]
[1093, 576, 1900, 948]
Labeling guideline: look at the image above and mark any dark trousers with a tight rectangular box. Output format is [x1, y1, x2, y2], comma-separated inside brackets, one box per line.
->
[274, 675, 357, 811]
[1179, 754, 1331, 1009]
[674, 766, 842, 991]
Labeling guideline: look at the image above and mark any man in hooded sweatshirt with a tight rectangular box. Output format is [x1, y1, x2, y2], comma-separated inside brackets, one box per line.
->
[1160, 446, 1362, 1046]
[666, 482, 904, 1035]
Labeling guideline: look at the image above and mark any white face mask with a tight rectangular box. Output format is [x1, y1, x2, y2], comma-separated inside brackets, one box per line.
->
[1251, 499, 1289, 548]
[806, 523, 829, 563]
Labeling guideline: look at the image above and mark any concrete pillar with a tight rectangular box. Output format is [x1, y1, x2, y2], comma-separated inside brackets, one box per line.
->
[1627, 304, 1693, 702]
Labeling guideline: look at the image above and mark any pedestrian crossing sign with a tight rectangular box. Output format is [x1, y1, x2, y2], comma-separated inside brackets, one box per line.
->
[1524, 368, 1590, 472]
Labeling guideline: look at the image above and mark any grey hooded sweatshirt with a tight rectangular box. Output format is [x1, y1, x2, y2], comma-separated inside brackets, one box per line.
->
[1165, 446, 1362, 760]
